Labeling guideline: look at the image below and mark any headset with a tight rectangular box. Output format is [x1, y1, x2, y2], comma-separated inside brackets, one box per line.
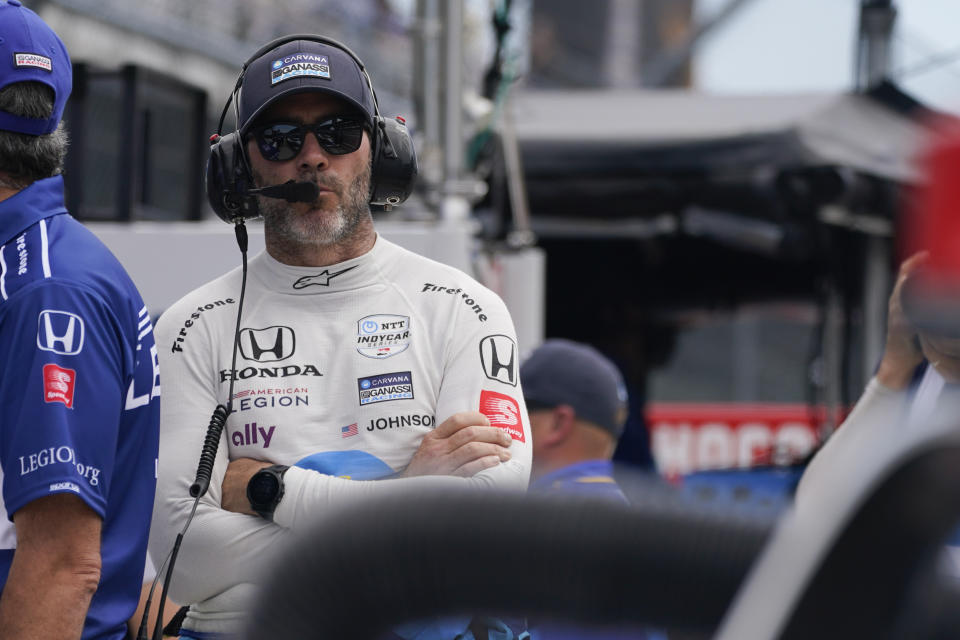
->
[205, 34, 418, 223]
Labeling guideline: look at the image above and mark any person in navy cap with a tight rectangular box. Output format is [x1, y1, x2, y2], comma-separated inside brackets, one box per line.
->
[521, 339, 631, 501]
[0, 2, 160, 638]
[521, 340, 669, 640]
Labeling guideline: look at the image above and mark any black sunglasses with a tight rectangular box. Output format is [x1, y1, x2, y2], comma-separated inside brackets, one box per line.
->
[250, 115, 366, 161]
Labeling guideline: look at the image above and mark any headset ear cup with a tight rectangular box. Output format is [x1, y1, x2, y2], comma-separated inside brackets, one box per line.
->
[205, 132, 259, 223]
[369, 116, 418, 207]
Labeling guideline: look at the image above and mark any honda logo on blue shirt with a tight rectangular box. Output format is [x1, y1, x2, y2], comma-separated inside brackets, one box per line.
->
[37, 310, 85, 356]
[239, 326, 296, 362]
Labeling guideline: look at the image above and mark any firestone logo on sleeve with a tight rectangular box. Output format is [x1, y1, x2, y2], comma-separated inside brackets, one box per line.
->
[358, 371, 414, 405]
[421, 283, 488, 322]
[43, 364, 76, 409]
[479, 390, 524, 442]
[171, 298, 235, 354]
[356, 314, 410, 359]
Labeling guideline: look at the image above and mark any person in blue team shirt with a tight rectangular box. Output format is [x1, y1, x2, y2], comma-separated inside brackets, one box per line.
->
[0, 3, 161, 638]
[522, 339, 630, 502]
[521, 340, 667, 640]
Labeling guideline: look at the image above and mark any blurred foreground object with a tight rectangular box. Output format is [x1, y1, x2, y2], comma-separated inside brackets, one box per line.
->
[242, 407, 960, 640]
[901, 121, 960, 339]
[242, 487, 773, 639]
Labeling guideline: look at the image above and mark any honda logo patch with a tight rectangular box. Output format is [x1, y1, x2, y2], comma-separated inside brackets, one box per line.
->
[37, 310, 85, 356]
[479, 335, 517, 386]
[239, 326, 296, 362]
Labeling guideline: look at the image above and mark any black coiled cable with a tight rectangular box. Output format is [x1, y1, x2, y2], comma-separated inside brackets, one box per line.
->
[189, 404, 230, 498]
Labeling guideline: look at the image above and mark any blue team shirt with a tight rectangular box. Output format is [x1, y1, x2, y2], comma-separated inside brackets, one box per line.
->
[0, 176, 160, 639]
[530, 461, 669, 640]
[529, 460, 628, 503]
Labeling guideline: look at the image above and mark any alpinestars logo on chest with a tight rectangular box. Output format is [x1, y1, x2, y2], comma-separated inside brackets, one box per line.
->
[292, 266, 358, 289]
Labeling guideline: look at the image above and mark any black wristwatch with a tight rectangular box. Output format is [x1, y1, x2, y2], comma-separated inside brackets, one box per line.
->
[246, 464, 289, 521]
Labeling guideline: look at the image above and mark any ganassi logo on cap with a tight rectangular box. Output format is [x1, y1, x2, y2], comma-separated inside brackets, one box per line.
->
[13, 53, 53, 71]
[14, 53, 52, 72]
[271, 54, 331, 85]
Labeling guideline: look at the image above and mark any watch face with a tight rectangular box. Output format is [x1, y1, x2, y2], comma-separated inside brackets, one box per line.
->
[249, 472, 280, 505]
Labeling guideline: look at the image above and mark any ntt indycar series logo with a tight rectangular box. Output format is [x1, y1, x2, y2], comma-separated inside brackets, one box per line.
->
[271, 54, 330, 85]
[358, 371, 414, 406]
[356, 314, 410, 359]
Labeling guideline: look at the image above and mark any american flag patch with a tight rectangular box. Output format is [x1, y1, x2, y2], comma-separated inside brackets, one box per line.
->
[341, 423, 359, 438]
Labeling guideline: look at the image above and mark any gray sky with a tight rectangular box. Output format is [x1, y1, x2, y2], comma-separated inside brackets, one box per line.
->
[693, 0, 960, 113]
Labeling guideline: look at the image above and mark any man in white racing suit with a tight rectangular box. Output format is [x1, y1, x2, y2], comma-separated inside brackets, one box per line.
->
[150, 34, 531, 638]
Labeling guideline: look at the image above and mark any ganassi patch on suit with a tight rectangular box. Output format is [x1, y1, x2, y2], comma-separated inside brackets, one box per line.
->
[358, 371, 414, 406]
[479, 390, 524, 442]
[15, 53, 52, 72]
[271, 54, 330, 85]
[356, 314, 410, 359]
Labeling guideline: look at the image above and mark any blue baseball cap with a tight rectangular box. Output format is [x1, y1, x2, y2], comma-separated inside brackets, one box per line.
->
[238, 37, 376, 136]
[520, 339, 629, 437]
[0, 0, 72, 136]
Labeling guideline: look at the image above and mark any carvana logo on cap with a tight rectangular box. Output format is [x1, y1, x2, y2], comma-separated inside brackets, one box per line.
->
[270, 53, 331, 86]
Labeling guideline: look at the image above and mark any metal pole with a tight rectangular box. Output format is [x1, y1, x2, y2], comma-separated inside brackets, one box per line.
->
[856, 1, 897, 386]
[855, 0, 897, 90]
[440, 0, 469, 220]
[413, 0, 443, 206]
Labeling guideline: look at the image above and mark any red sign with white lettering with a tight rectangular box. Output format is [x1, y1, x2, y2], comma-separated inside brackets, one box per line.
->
[647, 403, 841, 476]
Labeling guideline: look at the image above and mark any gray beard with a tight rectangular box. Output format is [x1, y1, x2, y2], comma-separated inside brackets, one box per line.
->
[255, 162, 372, 250]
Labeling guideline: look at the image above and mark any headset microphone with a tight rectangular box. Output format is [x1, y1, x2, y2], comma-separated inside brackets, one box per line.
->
[249, 181, 320, 203]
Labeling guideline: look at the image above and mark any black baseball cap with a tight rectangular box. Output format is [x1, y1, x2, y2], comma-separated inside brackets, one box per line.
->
[237, 37, 376, 136]
[520, 339, 629, 437]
